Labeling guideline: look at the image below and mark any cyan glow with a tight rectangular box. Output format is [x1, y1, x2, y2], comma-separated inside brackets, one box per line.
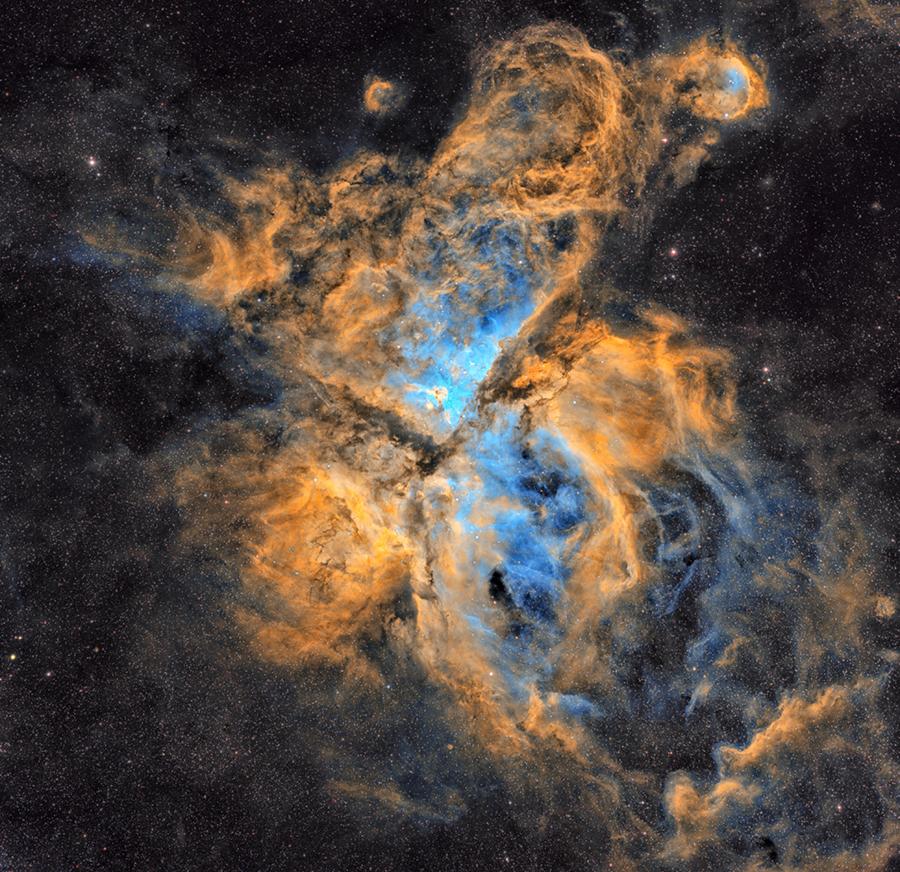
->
[387, 214, 543, 432]
[381, 161, 819, 729]
[723, 64, 748, 94]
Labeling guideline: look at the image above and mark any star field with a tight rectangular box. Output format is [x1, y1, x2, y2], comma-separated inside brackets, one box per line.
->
[0, 2, 897, 871]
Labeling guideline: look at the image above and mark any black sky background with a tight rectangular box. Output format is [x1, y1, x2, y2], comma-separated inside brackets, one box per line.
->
[0, 1, 897, 870]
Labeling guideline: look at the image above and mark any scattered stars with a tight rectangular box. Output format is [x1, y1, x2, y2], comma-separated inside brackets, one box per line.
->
[0, 7, 894, 871]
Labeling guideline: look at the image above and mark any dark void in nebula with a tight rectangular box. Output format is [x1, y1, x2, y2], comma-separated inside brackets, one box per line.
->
[1, 2, 898, 870]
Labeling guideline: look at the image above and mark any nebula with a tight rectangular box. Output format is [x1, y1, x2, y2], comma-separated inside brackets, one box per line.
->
[363, 76, 405, 115]
[81, 21, 897, 871]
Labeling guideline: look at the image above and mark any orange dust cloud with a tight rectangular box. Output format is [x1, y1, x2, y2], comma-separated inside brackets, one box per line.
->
[103, 32, 900, 857]
[363, 76, 405, 114]
[155, 26, 773, 759]
[654, 37, 768, 121]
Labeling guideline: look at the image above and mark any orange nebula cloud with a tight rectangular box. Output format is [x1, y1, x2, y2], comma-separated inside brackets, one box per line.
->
[363, 76, 405, 114]
[656, 37, 768, 121]
[169, 22, 769, 753]
[92, 22, 897, 869]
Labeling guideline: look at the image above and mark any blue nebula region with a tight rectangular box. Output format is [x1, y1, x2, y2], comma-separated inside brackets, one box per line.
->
[723, 63, 748, 94]
[385, 204, 546, 432]
[385, 195, 813, 715]
[458, 413, 588, 623]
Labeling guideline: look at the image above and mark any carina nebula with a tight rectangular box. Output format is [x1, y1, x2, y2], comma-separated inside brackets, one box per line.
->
[1, 3, 897, 871]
